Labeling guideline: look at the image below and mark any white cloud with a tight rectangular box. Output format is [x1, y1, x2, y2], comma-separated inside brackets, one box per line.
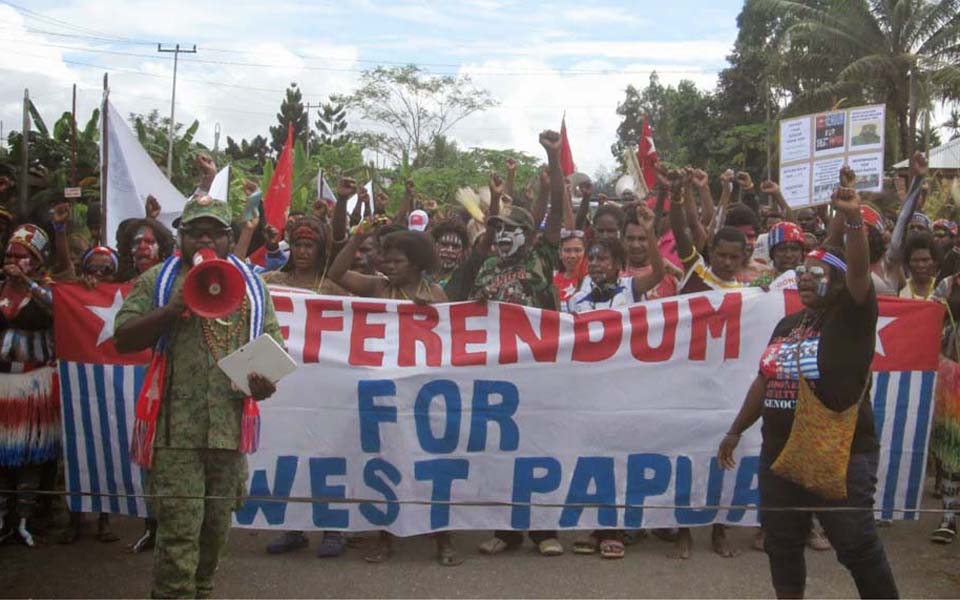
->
[561, 7, 648, 25]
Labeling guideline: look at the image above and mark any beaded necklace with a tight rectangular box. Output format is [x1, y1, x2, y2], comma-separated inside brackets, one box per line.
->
[200, 295, 249, 361]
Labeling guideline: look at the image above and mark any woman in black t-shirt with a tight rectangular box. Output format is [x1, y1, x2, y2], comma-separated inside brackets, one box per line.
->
[716, 181, 899, 599]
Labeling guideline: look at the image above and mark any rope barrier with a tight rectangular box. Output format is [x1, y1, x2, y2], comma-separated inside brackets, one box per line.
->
[4, 489, 949, 514]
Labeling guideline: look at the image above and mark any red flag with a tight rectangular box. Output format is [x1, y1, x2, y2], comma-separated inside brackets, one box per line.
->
[637, 115, 659, 190]
[249, 124, 294, 266]
[264, 124, 294, 231]
[53, 282, 151, 365]
[559, 116, 575, 177]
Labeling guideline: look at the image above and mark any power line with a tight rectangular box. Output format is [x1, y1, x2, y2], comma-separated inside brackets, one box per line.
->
[5, 35, 721, 78]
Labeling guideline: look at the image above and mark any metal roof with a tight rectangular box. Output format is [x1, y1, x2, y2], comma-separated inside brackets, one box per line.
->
[893, 136, 960, 169]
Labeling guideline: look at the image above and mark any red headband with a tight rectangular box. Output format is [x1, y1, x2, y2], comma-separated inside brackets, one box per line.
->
[292, 225, 319, 241]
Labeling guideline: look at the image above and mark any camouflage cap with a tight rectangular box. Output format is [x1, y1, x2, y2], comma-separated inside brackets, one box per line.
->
[177, 193, 232, 228]
[487, 205, 535, 231]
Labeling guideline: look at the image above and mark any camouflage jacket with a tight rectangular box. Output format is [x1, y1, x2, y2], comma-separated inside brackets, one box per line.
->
[115, 261, 284, 450]
[470, 239, 559, 310]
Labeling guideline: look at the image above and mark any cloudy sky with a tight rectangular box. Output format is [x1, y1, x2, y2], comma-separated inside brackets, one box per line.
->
[0, 0, 741, 175]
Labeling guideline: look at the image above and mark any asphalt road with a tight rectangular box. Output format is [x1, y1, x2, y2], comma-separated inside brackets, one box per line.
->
[2, 494, 959, 598]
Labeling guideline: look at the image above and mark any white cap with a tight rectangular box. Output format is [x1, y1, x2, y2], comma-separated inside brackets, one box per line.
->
[408, 209, 429, 232]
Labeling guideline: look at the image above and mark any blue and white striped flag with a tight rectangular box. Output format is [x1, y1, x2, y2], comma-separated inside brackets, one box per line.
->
[60, 361, 148, 517]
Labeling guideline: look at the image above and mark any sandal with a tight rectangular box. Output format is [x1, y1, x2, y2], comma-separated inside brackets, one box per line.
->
[807, 528, 831, 551]
[316, 531, 346, 558]
[478, 537, 516, 555]
[437, 544, 464, 566]
[599, 539, 625, 559]
[572, 535, 597, 555]
[537, 537, 564, 556]
[931, 521, 957, 544]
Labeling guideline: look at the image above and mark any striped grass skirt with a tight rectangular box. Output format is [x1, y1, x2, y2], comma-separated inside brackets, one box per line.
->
[0, 365, 60, 468]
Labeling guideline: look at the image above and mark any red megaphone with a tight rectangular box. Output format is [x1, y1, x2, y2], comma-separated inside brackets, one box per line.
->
[182, 248, 245, 319]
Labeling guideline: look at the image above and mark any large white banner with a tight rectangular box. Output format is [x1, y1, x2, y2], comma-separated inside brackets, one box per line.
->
[61, 286, 941, 535]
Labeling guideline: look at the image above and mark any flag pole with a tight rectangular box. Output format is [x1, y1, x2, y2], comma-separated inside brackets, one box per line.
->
[100, 73, 109, 247]
[19, 89, 29, 219]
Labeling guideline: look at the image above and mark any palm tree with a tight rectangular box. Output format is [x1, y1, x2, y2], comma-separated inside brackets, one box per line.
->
[758, 0, 960, 160]
[943, 108, 960, 140]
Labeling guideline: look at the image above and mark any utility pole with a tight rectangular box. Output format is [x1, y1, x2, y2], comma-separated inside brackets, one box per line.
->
[213, 122, 221, 154]
[158, 43, 197, 179]
[70, 83, 78, 186]
[19, 89, 29, 218]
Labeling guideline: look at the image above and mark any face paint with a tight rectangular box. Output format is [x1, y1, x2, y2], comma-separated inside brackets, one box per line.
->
[436, 233, 464, 270]
[132, 226, 160, 272]
[495, 224, 525, 258]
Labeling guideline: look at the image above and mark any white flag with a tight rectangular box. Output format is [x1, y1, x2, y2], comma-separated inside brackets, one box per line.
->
[317, 170, 336, 205]
[345, 180, 373, 216]
[100, 99, 187, 247]
[209, 165, 230, 202]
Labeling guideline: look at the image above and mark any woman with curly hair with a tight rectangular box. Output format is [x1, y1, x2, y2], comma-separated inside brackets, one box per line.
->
[115, 218, 176, 284]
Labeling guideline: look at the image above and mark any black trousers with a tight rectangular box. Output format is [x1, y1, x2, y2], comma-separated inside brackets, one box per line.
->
[760, 451, 898, 599]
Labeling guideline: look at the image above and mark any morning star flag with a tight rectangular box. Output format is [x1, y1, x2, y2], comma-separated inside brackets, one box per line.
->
[59, 286, 942, 532]
[54, 283, 150, 516]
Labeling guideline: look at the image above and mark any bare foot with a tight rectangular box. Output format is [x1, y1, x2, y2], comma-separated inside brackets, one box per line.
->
[667, 527, 692, 559]
[711, 524, 741, 558]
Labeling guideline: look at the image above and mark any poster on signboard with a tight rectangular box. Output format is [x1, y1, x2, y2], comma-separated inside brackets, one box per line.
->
[848, 106, 885, 152]
[812, 156, 846, 204]
[780, 117, 812, 164]
[848, 153, 884, 192]
[779, 103, 885, 207]
[814, 111, 846, 157]
[780, 163, 811, 208]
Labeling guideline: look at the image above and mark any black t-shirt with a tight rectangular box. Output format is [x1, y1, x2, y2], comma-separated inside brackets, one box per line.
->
[759, 285, 879, 461]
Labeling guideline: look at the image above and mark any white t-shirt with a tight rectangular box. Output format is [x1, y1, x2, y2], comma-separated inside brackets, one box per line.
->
[565, 276, 638, 313]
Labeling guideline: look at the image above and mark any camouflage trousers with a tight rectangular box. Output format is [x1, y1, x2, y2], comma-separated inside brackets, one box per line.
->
[150, 448, 246, 599]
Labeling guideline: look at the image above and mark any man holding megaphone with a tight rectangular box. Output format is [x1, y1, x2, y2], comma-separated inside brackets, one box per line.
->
[115, 194, 284, 599]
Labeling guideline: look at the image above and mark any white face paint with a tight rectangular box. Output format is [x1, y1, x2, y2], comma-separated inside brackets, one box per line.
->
[495, 224, 526, 258]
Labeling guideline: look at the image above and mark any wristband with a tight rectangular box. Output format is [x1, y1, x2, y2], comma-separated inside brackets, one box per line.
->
[845, 219, 864, 230]
[53, 222, 67, 233]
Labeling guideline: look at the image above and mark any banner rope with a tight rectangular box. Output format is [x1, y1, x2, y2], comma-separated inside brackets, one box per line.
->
[6, 489, 950, 514]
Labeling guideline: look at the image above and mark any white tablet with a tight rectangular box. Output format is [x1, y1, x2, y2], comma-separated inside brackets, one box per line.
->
[217, 334, 298, 395]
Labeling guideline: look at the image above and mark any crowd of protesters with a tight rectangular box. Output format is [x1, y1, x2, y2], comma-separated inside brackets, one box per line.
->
[0, 125, 956, 598]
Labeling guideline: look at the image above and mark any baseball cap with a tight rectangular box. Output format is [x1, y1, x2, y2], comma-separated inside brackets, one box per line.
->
[487, 206, 535, 231]
[174, 193, 232, 228]
[408, 209, 429, 232]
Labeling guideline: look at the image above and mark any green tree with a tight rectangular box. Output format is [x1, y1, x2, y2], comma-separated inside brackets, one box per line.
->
[270, 83, 310, 155]
[758, 0, 960, 161]
[611, 75, 672, 167]
[334, 65, 497, 167]
[224, 135, 271, 171]
[131, 109, 206, 194]
[315, 100, 348, 146]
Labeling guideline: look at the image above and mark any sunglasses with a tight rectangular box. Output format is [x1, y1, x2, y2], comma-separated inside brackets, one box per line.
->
[560, 228, 585, 240]
[85, 264, 116, 276]
[180, 225, 231, 239]
[794, 265, 827, 280]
